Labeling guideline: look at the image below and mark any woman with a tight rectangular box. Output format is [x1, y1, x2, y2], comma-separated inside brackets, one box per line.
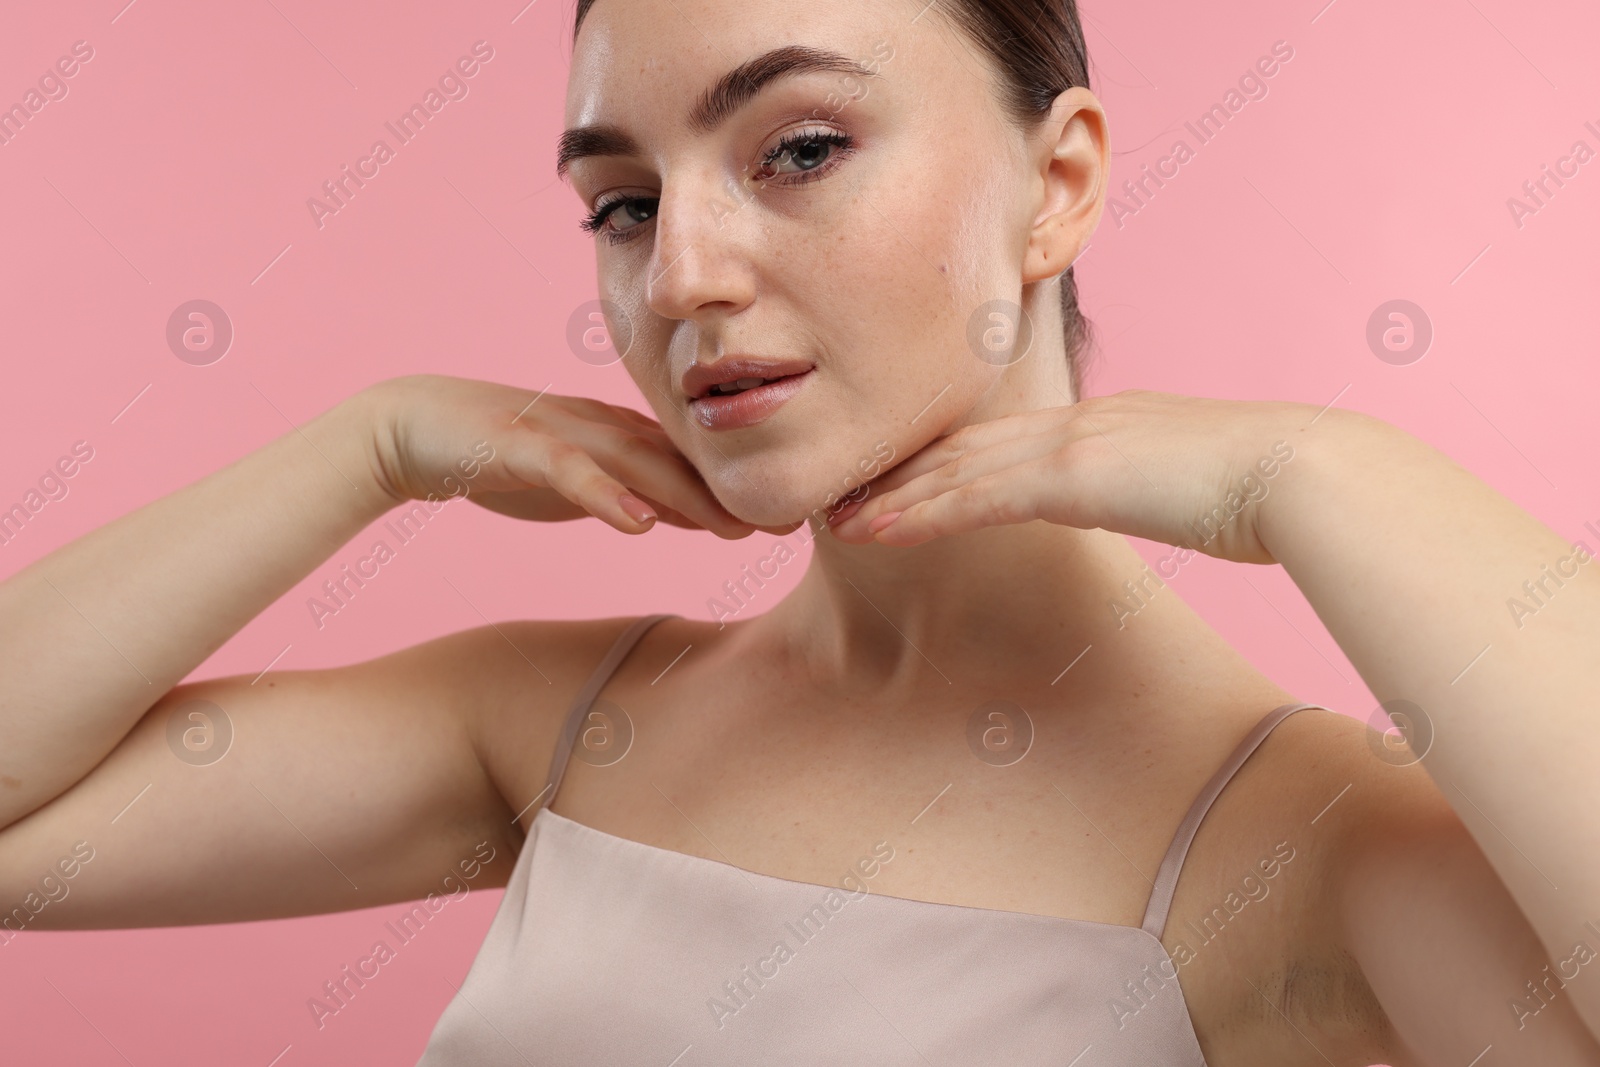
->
[2, 0, 1596, 1063]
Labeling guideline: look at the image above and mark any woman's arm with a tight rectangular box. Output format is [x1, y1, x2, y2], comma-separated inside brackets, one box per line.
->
[1259, 407, 1600, 1034]
[829, 390, 1600, 1042]
[0, 375, 755, 926]
[0, 391, 395, 833]
[0, 389, 532, 926]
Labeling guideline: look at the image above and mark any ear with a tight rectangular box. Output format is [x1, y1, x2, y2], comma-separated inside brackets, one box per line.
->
[1022, 87, 1108, 285]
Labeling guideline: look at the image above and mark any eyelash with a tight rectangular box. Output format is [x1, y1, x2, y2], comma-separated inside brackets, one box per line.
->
[579, 128, 857, 245]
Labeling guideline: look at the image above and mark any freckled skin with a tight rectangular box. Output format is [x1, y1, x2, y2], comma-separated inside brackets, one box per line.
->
[563, 0, 1090, 526]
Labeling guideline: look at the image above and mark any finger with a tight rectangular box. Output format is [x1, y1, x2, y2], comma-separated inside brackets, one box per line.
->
[553, 396, 676, 452]
[505, 436, 663, 534]
[598, 403, 671, 442]
[469, 488, 588, 522]
[557, 422, 756, 539]
[542, 403, 754, 537]
[609, 451, 756, 540]
[836, 407, 1078, 517]
[867, 464, 1049, 547]
[470, 487, 706, 532]
[558, 400, 788, 539]
[625, 491, 726, 533]
[592, 407, 679, 454]
[805, 440, 959, 538]
[830, 432, 1062, 543]
[610, 405, 667, 433]
[628, 409, 817, 536]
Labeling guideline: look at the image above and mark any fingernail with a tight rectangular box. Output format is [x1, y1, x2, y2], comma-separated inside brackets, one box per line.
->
[618, 493, 657, 524]
[867, 510, 902, 533]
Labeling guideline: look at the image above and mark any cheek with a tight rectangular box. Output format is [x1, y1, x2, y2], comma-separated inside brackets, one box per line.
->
[802, 157, 1017, 416]
[945, 160, 1029, 303]
[601, 288, 680, 415]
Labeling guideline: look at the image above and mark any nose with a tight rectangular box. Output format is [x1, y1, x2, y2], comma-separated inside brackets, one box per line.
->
[643, 172, 758, 323]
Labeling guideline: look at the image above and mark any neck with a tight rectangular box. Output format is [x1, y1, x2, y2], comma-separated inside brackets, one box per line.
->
[765, 517, 1158, 689]
[763, 277, 1140, 684]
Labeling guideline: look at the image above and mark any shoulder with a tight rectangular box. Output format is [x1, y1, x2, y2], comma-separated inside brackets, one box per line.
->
[1235, 702, 1456, 929]
[1251, 706, 1600, 1059]
[1165, 703, 1432, 1040]
[1182, 702, 1421, 861]
[431, 614, 690, 832]
[1224, 702, 1445, 825]
[1265, 701, 1439, 802]
[1259, 703, 1458, 880]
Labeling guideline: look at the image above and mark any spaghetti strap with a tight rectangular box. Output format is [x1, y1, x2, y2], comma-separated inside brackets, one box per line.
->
[537, 613, 679, 815]
[1139, 701, 1328, 939]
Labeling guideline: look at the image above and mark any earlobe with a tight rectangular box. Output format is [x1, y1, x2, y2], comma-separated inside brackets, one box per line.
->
[1022, 88, 1108, 284]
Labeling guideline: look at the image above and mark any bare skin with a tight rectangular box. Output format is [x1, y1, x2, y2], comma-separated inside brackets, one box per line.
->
[2, 0, 1597, 1063]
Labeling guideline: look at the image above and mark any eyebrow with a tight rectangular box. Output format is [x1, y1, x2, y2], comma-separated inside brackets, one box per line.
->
[556, 44, 880, 179]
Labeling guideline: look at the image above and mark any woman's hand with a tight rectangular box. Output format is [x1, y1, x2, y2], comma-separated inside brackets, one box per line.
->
[826, 389, 1335, 562]
[360, 374, 780, 538]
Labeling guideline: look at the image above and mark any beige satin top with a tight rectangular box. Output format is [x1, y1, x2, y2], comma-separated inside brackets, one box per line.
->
[417, 612, 1326, 1065]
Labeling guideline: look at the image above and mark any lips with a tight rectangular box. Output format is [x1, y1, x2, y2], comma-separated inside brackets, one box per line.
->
[681, 357, 815, 431]
[680, 357, 816, 400]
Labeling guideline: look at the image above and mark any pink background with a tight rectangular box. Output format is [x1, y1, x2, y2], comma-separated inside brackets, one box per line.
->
[1, 0, 1595, 1062]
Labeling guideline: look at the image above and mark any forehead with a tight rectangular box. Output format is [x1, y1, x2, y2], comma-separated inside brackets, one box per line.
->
[564, 0, 913, 127]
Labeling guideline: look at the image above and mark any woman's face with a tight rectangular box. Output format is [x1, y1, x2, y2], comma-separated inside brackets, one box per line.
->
[562, 0, 1086, 526]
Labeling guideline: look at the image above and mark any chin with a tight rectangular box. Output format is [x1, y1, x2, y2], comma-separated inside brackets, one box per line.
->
[700, 437, 901, 528]
[705, 471, 842, 529]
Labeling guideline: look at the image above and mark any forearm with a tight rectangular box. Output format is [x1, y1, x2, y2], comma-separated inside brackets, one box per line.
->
[0, 390, 398, 831]
[1262, 408, 1600, 1024]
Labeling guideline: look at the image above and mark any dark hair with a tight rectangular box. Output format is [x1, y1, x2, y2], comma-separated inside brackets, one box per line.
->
[573, 0, 1096, 398]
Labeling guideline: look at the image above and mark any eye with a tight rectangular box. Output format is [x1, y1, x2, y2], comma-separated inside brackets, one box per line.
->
[580, 195, 658, 242]
[577, 129, 856, 245]
[755, 129, 855, 182]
